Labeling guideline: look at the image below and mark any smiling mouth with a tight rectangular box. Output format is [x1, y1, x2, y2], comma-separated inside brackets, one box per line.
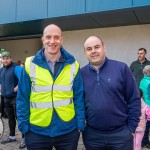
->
[49, 45, 57, 48]
[91, 56, 98, 58]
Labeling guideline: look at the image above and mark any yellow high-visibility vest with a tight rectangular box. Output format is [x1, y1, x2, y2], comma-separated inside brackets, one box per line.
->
[25, 56, 79, 127]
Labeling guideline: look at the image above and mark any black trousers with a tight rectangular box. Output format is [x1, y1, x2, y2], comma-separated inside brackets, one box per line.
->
[4, 97, 16, 136]
[0, 95, 5, 117]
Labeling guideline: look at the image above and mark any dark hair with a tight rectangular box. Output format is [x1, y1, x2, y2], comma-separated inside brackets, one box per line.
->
[138, 48, 147, 54]
[20, 63, 24, 66]
[15, 60, 21, 66]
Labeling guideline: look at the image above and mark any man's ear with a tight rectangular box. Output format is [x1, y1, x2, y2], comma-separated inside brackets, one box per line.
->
[84, 49, 86, 56]
[41, 36, 44, 43]
[61, 36, 63, 45]
[103, 44, 106, 53]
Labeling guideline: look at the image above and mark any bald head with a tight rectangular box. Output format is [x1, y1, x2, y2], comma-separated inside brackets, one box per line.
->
[83, 36, 106, 69]
[41, 24, 63, 60]
[84, 36, 104, 49]
[43, 24, 62, 36]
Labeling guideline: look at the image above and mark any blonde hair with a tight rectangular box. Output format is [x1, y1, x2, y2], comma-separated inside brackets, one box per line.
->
[143, 65, 150, 76]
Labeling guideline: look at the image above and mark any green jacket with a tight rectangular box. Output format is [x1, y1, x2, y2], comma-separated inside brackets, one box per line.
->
[130, 59, 150, 86]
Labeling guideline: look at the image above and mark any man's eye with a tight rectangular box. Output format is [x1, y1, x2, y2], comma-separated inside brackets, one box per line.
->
[95, 46, 100, 49]
[54, 36, 60, 40]
[46, 36, 51, 39]
[86, 48, 91, 51]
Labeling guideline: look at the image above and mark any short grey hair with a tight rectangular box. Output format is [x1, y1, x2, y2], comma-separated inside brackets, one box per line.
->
[143, 65, 150, 76]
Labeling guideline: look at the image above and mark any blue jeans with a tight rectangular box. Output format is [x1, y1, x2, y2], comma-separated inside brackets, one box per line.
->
[25, 129, 80, 150]
[83, 125, 133, 150]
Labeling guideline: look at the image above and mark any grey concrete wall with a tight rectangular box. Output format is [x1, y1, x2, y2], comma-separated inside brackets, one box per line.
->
[63, 24, 150, 67]
[0, 24, 150, 67]
[0, 38, 41, 63]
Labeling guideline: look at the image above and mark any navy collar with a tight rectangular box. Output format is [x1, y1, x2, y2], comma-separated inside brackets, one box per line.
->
[89, 57, 106, 71]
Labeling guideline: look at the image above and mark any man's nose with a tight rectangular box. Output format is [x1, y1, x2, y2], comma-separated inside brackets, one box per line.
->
[50, 37, 55, 43]
[91, 48, 96, 53]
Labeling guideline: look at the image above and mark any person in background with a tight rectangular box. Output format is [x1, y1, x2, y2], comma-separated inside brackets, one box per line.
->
[81, 36, 141, 150]
[0, 51, 21, 143]
[130, 48, 150, 86]
[130, 48, 150, 149]
[16, 60, 24, 68]
[15, 60, 21, 66]
[16, 24, 85, 150]
[134, 89, 147, 150]
[0, 56, 6, 118]
[15, 60, 26, 149]
[140, 65, 150, 118]
[20, 63, 24, 67]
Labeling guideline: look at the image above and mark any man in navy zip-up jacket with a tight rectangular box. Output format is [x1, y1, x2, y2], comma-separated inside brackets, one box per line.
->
[81, 36, 141, 150]
[0, 51, 22, 144]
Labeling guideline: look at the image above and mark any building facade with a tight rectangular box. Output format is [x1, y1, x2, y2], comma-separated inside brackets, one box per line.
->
[0, 0, 150, 66]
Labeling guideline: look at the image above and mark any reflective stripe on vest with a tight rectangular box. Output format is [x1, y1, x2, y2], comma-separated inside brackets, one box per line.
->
[25, 56, 79, 126]
[29, 57, 76, 93]
[30, 98, 73, 108]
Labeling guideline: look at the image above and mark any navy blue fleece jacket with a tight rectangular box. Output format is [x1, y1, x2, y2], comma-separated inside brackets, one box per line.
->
[81, 58, 141, 133]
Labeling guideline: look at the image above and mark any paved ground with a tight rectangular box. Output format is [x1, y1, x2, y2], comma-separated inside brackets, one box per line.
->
[0, 118, 150, 150]
[0, 118, 25, 150]
[0, 118, 85, 150]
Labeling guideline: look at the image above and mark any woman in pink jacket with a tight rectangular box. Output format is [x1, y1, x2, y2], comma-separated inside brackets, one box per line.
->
[134, 90, 147, 150]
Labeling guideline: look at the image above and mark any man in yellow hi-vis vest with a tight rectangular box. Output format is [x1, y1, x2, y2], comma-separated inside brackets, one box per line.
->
[16, 24, 85, 150]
